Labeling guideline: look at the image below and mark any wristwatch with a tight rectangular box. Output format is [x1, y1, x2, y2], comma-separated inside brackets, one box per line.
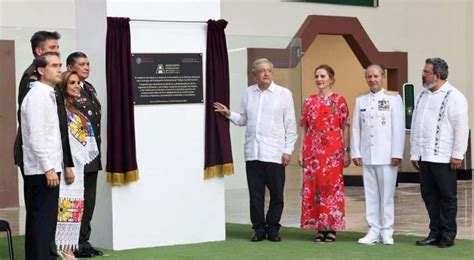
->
[344, 147, 351, 152]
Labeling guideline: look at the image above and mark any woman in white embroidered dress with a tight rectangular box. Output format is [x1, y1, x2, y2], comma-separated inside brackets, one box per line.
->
[55, 71, 99, 259]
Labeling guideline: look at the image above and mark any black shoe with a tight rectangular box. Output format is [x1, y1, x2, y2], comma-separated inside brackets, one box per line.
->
[74, 248, 95, 258]
[438, 237, 454, 248]
[250, 232, 266, 242]
[90, 247, 104, 256]
[266, 229, 281, 242]
[415, 237, 441, 246]
[267, 234, 281, 242]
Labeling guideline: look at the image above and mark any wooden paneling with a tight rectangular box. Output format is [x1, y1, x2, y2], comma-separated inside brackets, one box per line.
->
[0, 40, 19, 208]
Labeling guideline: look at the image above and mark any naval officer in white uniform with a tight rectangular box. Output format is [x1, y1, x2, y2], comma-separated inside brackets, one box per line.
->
[351, 64, 405, 245]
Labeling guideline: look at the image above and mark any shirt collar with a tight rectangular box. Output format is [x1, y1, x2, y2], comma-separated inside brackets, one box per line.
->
[253, 81, 275, 93]
[369, 88, 384, 97]
[424, 81, 451, 94]
[34, 81, 55, 92]
[437, 81, 451, 93]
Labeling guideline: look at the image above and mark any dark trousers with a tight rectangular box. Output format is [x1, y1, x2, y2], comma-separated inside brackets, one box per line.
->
[19, 165, 28, 206]
[21, 167, 58, 256]
[246, 161, 285, 235]
[419, 161, 457, 240]
[25, 173, 59, 260]
[79, 171, 98, 250]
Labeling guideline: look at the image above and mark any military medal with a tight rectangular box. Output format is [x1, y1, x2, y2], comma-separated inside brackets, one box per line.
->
[378, 99, 390, 110]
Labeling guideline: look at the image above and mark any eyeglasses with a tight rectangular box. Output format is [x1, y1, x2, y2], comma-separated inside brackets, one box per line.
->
[422, 70, 435, 75]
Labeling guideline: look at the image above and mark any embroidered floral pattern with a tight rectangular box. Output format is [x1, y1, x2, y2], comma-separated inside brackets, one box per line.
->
[300, 94, 348, 231]
[58, 197, 84, 222]
[66, 110, 94, 145]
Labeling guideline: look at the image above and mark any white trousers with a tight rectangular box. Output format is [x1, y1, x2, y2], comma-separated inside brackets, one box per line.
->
[362, 165, 398, 236]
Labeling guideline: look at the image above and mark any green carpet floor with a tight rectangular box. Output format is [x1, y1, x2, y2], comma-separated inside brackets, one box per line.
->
[1, 223, 473, 259]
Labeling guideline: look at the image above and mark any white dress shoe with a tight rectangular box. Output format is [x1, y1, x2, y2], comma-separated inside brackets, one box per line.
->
[382, 234, 394, 245]
[358, 233, 380, 245]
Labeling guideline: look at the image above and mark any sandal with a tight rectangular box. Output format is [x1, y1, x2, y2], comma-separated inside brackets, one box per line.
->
[324, 231, 336, 242]
[314, 232, 325, 242]
[60, 251, 76, 260]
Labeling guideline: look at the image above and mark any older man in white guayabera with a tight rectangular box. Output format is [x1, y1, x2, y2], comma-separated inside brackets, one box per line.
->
[214, 58, 297, 242]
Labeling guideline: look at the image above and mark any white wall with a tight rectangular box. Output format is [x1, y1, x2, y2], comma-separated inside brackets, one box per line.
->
[76, 0, 224, 250]
[74, 0, 113, 249]
[0, 0, 77, 209]
[222, 0, 474, 189]
[0, 0, 75, 29]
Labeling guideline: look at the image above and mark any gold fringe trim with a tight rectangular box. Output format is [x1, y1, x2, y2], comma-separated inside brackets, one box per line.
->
[107, 169, 140, 186]
[204, 163, 234, 180]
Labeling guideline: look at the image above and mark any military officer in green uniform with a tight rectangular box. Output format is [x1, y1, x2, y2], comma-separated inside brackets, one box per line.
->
[66, 51, 103, 258]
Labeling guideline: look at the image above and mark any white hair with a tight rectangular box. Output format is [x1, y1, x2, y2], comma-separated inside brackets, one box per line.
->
[251, 58, 273, 72]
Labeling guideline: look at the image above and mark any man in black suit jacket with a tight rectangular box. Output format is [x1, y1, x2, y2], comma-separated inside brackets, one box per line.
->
[67, 51, 103, 257]
[14, 31, 74, 259]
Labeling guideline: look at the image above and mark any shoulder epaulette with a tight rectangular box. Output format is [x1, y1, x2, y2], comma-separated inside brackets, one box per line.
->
[385, 90, 400, 96]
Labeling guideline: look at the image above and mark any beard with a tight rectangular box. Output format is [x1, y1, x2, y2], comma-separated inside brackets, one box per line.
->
[422, 80, 435, 89]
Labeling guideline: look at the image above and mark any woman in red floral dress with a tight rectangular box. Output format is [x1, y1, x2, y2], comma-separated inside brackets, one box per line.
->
[298, 64, 351, 242]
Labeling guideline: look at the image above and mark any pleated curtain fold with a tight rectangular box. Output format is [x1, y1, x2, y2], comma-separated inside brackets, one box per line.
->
[105, 17, 139, 185]
[204, 19, 234, 179]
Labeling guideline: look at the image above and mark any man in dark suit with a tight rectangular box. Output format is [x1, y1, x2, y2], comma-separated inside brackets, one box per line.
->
[67, 52, 103, 257]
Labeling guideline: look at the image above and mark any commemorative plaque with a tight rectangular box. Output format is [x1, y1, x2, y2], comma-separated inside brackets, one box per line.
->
[131, 53, 203, 104]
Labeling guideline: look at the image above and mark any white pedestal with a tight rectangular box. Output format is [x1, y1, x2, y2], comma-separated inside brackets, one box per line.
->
[75, 0, 224, 250]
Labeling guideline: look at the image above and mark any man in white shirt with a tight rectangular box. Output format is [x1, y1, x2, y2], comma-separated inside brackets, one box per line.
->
[214, 58, 297, 242]
[21, 52, 63, 259]
[410, 58, 469, 248]
[352, 64, 405, 245]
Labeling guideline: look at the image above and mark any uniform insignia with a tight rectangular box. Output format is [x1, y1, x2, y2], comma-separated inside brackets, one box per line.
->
[378, 100, 390, 110]
[76, 97, 87, 104]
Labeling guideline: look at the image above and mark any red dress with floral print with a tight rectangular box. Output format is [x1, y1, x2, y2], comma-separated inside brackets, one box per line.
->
[300, 94, 348, 231]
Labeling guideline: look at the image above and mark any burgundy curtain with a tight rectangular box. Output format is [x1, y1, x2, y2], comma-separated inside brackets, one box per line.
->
[204, 19, 234, 179]
[105, 17, 139, 185]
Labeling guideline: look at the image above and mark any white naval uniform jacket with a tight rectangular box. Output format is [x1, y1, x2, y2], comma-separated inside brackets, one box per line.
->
[351, 89, 405, 165]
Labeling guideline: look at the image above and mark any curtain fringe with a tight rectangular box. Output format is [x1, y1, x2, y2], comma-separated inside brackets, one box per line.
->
[204, 163, 234, 180]
[107, 169, 139, 185]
